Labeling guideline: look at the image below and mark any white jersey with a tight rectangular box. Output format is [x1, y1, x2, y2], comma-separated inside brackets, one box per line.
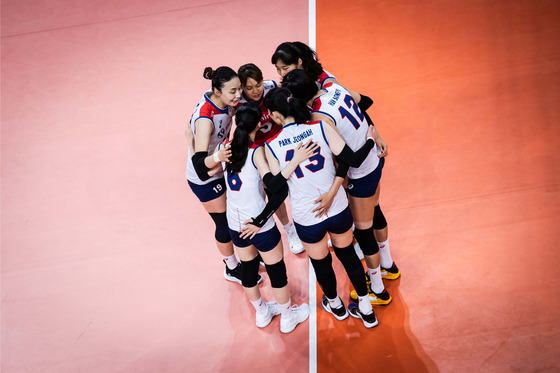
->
[220, 142, 275, 233]
[312, 82, 379, 179]
[265, 121, 348, 226]
[186, 91, 234, 185]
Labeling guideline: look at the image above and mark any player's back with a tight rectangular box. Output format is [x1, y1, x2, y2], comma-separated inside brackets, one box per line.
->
[266, 121, 347, 226]
[223, 143, 273, 232]
[312, 83, 379, 179]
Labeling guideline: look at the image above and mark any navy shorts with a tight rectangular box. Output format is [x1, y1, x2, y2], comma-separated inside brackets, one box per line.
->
[229, 225, 282, 253]
[188, 177, 226, 203]
[294, 205, 353, 244]
[347, 157, 385, 198]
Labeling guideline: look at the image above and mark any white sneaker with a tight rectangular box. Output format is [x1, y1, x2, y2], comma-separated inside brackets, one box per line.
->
[256, 302, 280, 328]
[280, 303, 310, 333]
[286, 227, 304, 254]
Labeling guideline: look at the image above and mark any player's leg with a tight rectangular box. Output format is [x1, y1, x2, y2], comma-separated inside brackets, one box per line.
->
[235, 242, 273, 328]
[348, 193, 391, 306]
[258, 227, 308, 333]
[271, 196, 304, 254]
[371, 183, 400, 279]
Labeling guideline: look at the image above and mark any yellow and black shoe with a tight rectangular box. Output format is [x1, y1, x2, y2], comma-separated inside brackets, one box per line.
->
[381, 262, 401, 280]
[368, 288, 392, 305]
[349, 286, 392, 306]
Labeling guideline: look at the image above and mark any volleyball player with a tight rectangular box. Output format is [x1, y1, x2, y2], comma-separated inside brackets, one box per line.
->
[186, 66, 261, 285]
[237, 63, 305, 254]
[215, 103, 313, 333]
[273, 43, 400, 281]
[282, 69, 397, 309]
[263, 87, 380, 328]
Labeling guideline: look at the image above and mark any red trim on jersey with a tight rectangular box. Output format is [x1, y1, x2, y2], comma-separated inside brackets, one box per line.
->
[312, 98, 323, 112]
[305, 120, 321, 126]
[317, 70, 330, 84]
[254, 122, 282, 146]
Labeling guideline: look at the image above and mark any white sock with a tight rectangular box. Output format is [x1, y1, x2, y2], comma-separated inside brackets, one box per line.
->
[251, 297, 267, 314]
[368, 266, 385, 293]
[358, 294, 373, 315]
[327, 295, 343, 309]
[278, 299, 292, 318]
[223, 254, 239, 270]
[283, 222, 295, 234]
[378, 239, 393, 268]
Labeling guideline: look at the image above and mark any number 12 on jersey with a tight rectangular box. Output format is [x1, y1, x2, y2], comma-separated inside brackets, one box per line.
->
[338, 94, 364, 130]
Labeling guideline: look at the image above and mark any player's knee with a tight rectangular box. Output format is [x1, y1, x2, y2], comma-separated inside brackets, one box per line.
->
[265, 259, 288, 288]
[353, 226, 379, 256]
[309, 253, 337, 298]
[309, 252, 333, 278]
[373, 204, 387, 230]
[209, 212, 231, 243]
[241, 256, 261, 287]
[332, 243, 362, 271]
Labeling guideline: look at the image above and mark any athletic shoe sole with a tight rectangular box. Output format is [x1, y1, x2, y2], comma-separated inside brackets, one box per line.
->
[280, 304, 310, 333]
[349, 289, 392, 306]
[256, 302, 280, 328]
[381, 267, 400, 280]
[380, 262, 401, 280]
[348, 302, 378, 328]
[321, 295, 349, 321]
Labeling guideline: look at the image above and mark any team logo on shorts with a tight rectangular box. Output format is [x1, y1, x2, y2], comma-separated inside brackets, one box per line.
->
[348, 183, 354, 189]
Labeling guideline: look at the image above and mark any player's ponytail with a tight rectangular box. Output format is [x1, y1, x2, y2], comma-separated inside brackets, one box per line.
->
[264, 87, 311, 125]
[227, 103, 262, 174]
[291, 41, 323, 81]
[203, 66, 238, 92]
[289, 96, 311, 124]
[282, 69, 318, 103]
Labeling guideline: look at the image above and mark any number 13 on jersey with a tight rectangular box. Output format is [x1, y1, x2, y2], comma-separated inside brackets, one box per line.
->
[285, 146, 325, 178]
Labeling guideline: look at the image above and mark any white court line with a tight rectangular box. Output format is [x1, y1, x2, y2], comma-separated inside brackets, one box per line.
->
[308, 2, 317, 372]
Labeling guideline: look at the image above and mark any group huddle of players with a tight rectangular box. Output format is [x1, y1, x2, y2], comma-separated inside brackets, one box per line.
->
[185, 41, 400, 333]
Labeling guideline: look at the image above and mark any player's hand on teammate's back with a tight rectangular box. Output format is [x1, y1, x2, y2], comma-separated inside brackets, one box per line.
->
[367, 126, 388, 158]
[312, 189, 336, 218]
[217, 142, 232, 162]
[292, 139, 319, 164]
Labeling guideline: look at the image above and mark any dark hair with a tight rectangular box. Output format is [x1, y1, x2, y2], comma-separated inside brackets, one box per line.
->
[203, 66, 238, 91]
[263, 87, 311, 124]
[227, 103, 262, 174]
[271, 41, 323, 81]
[238, 63, 264, 87]
[281, 69, 319, 103]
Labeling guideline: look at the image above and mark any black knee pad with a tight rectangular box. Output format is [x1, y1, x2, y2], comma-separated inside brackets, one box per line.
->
[209, 212, 231, 243]
[265, 259, 288, 288]
[353, 226, 379, 256]
[332, 244, 368, 296]
[241, 256, 261, 287]
[309, 253, 338, 299]
[373, 204, 387, 230]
